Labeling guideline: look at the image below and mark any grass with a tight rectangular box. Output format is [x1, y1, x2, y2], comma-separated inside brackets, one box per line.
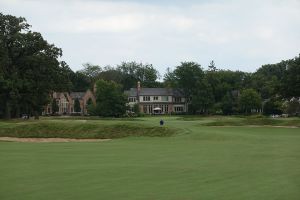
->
[0, 119, 175, 138]
[176, 115, 300, 127]
[0, 116, 299, 200]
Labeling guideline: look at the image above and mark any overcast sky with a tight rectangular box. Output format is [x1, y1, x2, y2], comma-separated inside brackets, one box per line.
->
[1, 0, 300, 75]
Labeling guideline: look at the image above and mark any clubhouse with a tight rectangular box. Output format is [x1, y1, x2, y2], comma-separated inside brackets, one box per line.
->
[124, 82, 187, 114]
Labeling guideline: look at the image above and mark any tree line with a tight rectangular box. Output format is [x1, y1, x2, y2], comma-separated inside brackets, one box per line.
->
[164, 58, 299, 115]
[1, 13, 299, 119]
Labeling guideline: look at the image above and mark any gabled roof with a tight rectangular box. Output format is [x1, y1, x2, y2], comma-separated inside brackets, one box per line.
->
[53, 92, 69, 99]
[124, 88, 184, 97]
[70, 92, 86, 99]
[124, 88, 137, 97]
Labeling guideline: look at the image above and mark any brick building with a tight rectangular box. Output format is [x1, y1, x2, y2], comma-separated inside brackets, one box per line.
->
[43, 89, 96, 115]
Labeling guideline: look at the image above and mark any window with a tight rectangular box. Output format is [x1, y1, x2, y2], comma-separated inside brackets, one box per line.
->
[164, 105, 169, 113]
[143, 105, 148, 113]
[149, 105, 153, 113]
[129, 97, 136, 102]
[143, 96, 150, 101]
[161, 96, 168, 101]
[174, 97, 181, 103]
[174, 106, 184, 112]
[153, 96, 158, 101]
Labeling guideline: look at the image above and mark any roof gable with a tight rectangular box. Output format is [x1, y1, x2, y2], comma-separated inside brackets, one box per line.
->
[70, 92, 86, 99]
[124, 88, 184, 97]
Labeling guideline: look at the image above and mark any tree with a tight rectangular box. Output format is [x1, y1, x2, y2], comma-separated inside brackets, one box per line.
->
[51, 99, 59, 114]
[221, 93, 234, 115]
[166, 62, 204, 96]
[164, 62, 214, 113]
[250, 65, 283, 99]
[0, 13, 70, 119]
[98, 66, 123, 84]
[86, 98, 96, 115]
[117, 62, 160, 90]
[133, 104, 140, 115]
[74, 98, 81, 113]
[239, 89, 262, 114]
[263, 98, 283, 115]
[284, 98, 300, 116]
[189, 79, 214, 114]
[78, 63, 102, 83]
[208, 60, 217, 72]
[69, 71, 91, 92]
[94, 79, 127, 117]
[281, 55, 300, 98]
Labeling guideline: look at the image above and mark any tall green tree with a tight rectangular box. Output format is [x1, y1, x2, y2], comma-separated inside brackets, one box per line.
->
[98, 66, 123, 84]
[285, 98, 300, 116]
[208, 60, 217, 72]
[117, 62, 160, 89]
[78, 63, 102, 84]
[239, 89, 262, 114]
[263, 98, 283, 115]
[69, 71, 91, 92]
[281, 55, 300, 98]
[164, 62, 214, 113]
[221, 92, 235, 115]
[189, 80, 214, 114]
[0, 13, 70, 119]
[94, 79, 127, 117]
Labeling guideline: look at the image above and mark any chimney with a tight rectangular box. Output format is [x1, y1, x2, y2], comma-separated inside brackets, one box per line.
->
[137, 81, 141, 102]
[93, 83, 97, 94]
[137, 81, 141, 93]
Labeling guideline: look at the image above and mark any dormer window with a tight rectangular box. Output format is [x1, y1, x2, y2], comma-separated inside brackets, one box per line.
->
[174, 97, 181, 103]
[161, 96, 168, 101]
[143, 96, 150, 101]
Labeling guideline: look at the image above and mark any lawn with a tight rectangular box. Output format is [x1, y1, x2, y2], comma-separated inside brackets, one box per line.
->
[0, 116, 299, 200]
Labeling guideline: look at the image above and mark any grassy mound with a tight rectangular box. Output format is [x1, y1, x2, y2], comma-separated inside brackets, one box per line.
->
[0, 120, 175, 139]
[202, 116, 300, 127]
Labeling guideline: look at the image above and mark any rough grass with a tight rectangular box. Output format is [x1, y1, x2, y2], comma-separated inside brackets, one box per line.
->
[0, 120, 175, 139]
[202, 116, 300, 127]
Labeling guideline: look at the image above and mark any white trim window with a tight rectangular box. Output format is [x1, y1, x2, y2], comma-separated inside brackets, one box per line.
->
[143, 96, 150, 101]
[174, 106, 184, 112]
[174, 97, 181, 103]
[161, 96, 168, 101]
[129, 97, 136, 102]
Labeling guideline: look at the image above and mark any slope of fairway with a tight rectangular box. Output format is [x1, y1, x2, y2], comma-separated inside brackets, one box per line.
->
[0, 117, 299, 200]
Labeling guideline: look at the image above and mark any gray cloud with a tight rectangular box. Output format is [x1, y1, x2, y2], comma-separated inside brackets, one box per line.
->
[1, 0, 300, 74]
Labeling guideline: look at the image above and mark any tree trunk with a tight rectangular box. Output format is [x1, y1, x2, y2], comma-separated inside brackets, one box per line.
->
[34, 111, 39, 120]
[5, 100, 11, 119]
[16, 104, 20, 118]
